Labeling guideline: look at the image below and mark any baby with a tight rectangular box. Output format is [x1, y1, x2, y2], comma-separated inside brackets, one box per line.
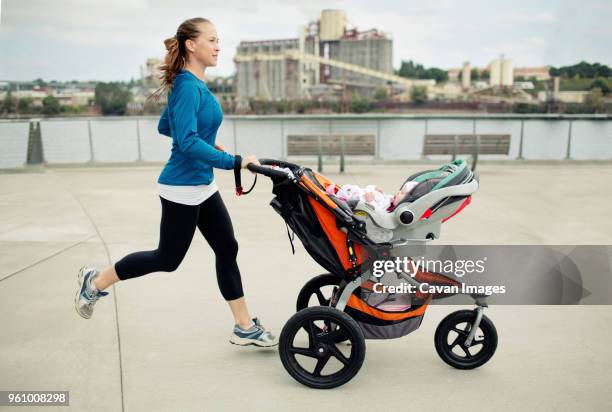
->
[269, 166, 419, 212]
[325, 181, 419, 212]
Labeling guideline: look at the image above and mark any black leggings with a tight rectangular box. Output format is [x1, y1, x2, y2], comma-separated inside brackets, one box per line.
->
[114, 191, 244, 301]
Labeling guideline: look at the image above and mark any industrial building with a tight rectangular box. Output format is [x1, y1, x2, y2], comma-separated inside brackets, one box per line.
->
[234, 9, 432, 101]
[488, 56, 514, 87]
[141, 58, 162, 88]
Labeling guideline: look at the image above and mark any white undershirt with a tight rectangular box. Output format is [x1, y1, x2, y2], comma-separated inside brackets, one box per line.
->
[157, 181, 219, 206]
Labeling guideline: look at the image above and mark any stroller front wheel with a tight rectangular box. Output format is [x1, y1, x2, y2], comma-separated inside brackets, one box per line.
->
[434, 309, 498, 370]
[279, 306, 366, 389]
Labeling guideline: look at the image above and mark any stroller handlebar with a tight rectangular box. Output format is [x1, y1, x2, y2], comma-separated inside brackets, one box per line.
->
[259, 158, 301, 169]
[245, 158, 301, 180]
[246, 163, 292, 180]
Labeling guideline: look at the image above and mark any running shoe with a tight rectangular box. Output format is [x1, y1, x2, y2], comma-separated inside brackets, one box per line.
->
[230, 317, 278, 347]
[74, 266, 108, 319]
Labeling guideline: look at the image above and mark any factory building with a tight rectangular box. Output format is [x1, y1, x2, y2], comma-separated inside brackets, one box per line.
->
[234, 10, 404, 101]
[235, 38, 304, 100]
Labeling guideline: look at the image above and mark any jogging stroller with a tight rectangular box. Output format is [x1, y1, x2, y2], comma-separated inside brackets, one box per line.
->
[236, 158, 497, 389]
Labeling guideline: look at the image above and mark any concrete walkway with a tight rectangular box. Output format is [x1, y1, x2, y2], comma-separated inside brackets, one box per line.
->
[1, 163, 611, 411]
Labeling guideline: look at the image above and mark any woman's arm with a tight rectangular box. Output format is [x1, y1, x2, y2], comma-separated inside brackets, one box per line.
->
[158, 106, 171, 137]
[170, 80, 237, 170]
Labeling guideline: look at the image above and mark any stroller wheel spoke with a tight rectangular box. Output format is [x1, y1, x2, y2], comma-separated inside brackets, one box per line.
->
[307, 320, 319, 346]
[327, 344, 350, 365]
[449, 335, 462, 349]
[459, 344, 472, 358]
[289, 346, 317, 358]
[315, 289, 327, 305]
[452, 327, 469, 337]
[313, 354, 331, 377]
[319, 328, 346, 344]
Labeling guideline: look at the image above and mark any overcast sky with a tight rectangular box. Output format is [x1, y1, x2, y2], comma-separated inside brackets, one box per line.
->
[1, 0, 611, 82]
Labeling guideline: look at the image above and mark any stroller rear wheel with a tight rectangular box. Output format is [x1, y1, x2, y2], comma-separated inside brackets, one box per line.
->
[279, 306, 366, 389]
[434, 309, 497, 369]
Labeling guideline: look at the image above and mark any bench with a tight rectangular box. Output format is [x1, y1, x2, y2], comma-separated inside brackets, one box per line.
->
[423, 134, 511, 170]
[287, 134, 375, 172]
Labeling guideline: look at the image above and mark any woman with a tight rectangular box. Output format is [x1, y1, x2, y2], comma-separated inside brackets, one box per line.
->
[75, 17, 277, 347]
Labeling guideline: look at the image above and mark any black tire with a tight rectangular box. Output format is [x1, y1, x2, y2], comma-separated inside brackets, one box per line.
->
[296, 274, 348, 344]
[296, 273, 343, 311]
[279, 306, 366, 389]
[434, 309, 497, 370]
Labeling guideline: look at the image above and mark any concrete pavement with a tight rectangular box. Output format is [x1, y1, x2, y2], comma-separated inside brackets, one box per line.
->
[1, 162, 611, 411]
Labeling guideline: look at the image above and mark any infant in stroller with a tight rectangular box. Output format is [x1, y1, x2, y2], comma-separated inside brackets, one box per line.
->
[323, 181, 418, 212]
[272, 167, 421, 212]
[271, 161, 466, 245]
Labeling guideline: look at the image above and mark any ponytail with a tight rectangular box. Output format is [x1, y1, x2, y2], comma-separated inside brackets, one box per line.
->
[149, 17, 211, 101]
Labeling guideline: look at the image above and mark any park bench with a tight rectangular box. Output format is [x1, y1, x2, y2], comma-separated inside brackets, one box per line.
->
[423, 134, 510, 170]
[287, 134, 375, 172]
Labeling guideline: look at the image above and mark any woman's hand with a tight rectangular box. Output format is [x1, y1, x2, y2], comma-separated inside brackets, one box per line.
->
[242, 154, 260, 174]
[215, 143, 227, 152]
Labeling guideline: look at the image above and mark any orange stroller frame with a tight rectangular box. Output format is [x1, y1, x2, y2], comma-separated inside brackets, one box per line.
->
[238, 159, 497, 389]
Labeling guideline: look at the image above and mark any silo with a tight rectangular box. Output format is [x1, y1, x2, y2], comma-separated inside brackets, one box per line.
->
[501, 58, 514, 86]
[320, 9, 345, 41]
[489, 59, 501, 87]
[461, 62, 471, 90]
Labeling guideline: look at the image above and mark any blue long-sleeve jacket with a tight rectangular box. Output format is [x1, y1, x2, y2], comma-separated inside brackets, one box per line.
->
[157, 69, 238, 185]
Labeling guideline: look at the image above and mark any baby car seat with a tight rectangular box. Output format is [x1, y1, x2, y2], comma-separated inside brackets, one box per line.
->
[394, 159, 470, 207]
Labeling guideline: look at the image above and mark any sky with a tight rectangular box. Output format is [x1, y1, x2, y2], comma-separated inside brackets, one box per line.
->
[0, 0, 611, 82]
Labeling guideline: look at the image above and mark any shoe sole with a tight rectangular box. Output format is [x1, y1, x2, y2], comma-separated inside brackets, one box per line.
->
[74, 266, 92, 319]
[229, 336, 278, 347]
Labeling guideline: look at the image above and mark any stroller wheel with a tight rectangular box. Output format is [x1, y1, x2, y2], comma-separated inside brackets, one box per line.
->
[296, 274, 348, 343]
[296, 273, 343, 311]
[434, 309, 498, 370]
[279, 306, 366, 389]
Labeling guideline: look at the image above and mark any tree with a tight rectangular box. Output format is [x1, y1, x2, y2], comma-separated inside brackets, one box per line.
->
[550, 61, 611, 79]
[33, 78, 47, 88]
[410, 86, 428, 105]
[423, 68, 448, 82]
[42, 95, 61, 115]
[590, 78, 610, 95]
[398, 60, 448, 81]
[3, 90, 14, 113]
[515, 102, 543, 114]
[95, 82, 132, 115]
[584, 89, 605, 113]
[398, 60, 422, 78]
[470, 68, 479, 81]
[349, 94, 370, 113]
[374, 87, 388, 101]
[17, 98, 31, 114]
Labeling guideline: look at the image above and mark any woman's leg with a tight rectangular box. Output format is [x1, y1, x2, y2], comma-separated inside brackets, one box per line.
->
[196, 191, 251, 328]
[94, 196, 200, 290]
[226, 297, 253, 330]
[94, 265, 120, 291]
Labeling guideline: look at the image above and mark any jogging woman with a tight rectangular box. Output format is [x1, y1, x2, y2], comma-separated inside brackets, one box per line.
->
[75, 17, 277, 347]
